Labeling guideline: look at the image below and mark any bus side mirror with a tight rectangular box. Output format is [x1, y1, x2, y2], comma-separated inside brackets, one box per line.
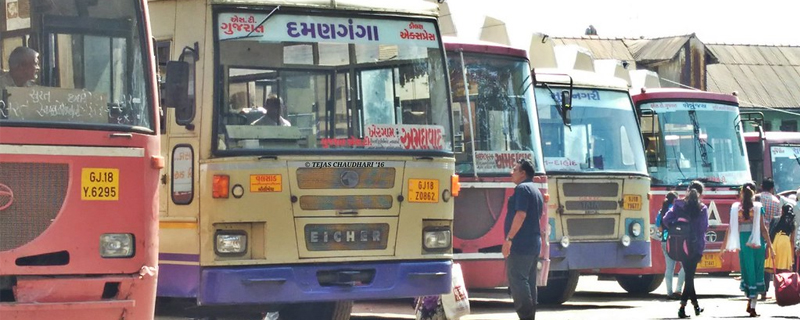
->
[560, 90, 572, 126]
[165, 61, 195, 127]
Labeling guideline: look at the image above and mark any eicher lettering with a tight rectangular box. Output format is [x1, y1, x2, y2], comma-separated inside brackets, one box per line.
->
[309, 229, 382, 243]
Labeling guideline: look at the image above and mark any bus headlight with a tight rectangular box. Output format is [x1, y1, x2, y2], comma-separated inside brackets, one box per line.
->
[215, 231, 247, 255]
[560, 236, 570, 248]
[423, 229, 451, 250]
[621, 235, 632, 247]
[629, 221, 642, 237]
[100, 233, 134, 258]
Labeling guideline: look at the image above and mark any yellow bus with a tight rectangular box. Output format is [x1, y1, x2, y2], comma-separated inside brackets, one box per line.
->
[152, 0, 457, 318]
[534, 69, 651, 303]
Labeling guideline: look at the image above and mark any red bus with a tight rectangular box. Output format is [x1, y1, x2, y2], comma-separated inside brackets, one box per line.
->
[445, 38, 550, 290]
[0, 1, 160, 319]
[745, 131, 800, 195]
[603, 88, 749, 293]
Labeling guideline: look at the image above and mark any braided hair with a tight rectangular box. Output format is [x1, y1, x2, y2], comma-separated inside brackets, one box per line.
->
[740, 183, 755, 220]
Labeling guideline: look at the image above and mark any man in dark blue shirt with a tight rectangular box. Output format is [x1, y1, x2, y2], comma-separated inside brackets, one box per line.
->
[503, 158, 545, 320]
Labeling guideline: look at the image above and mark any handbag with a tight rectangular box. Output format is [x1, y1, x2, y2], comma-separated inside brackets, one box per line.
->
[771, 250, 800, 306]
[441, 263, 470, 319]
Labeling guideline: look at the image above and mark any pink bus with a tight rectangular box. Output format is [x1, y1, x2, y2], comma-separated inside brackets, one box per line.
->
[445, 38, 550, 290]
[0, 1, 161, 318]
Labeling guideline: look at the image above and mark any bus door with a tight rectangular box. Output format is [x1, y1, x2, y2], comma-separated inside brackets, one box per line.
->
[161, 47, 200, 262]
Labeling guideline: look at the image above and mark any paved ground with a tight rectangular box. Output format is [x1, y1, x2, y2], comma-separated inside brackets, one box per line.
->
[157, 274, 800, 319]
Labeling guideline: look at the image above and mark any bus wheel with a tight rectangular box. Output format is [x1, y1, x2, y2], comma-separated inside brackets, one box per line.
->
[280, 301, 353, 320]
[538, 270, 579, 305]
[615, 274, 664, 294]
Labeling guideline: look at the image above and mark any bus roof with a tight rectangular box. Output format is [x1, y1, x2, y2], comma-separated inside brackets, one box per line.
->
[631, 88, 739, 105]
[743, 131, 800, 143]
[534, 68, 629, 91]
[209, 0, 439, 16]
[443, 36, 528, 60]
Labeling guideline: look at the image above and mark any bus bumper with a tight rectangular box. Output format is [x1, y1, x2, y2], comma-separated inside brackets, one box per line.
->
[198, 260, 452, 305]
[0, 274, 156, 320]
[549, 241, 650, 270]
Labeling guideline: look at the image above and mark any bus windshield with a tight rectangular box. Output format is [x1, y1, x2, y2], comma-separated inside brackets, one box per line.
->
[215, 10, 450, 154]
[640, 101, 750, 186]
[0, 0, 153, 131]
[449, 52, 543, 175]
[769, 145, 800, 192]
[536, 88, 647, 174]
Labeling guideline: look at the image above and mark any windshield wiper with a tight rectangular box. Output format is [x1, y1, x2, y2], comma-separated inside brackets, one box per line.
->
[676, 177, 723, 186]
[541, 83, 572, 130]
[670, 145, 686, 179]
[688, 110, 712, 169]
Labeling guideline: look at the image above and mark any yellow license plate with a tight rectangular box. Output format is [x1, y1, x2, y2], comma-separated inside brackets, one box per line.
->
[408, 179, 439, 203]
[250, 174, 282, 192]
[699, 253, 722, 269]
[81, 168, 119, 200]
[623, 194, 642, 210]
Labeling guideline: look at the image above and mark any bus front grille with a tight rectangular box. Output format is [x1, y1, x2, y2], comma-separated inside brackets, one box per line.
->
[0, 163, 68, 251]
[565, 218, 616, 238]
[299, 195, 393, 210]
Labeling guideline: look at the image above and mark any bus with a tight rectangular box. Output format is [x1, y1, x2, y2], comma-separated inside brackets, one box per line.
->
[444, 38, 550, 289]
[534, 69, 651, 303]
[605, 88, 750, 293]
[745, 131, 800, 195]
[151, 0, 456, 318]
[0, 1, 160, 319]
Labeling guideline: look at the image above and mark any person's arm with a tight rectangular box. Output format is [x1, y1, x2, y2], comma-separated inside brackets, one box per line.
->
[502, 210, 527, 258]
[662, 207, 675, 229]
[700, 206, 709, 233]
[760, 207, 773, 251]
[655, 212, 664, 233]
[502, 186, 531, 258]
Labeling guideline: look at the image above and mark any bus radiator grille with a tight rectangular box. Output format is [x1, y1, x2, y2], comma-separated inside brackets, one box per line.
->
[0, 163, 68, 251]
[565, 218, 616, 238]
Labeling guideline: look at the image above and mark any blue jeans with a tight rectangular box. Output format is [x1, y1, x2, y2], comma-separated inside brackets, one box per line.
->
[506, 238, 541, 320]
[662, 241, 685, 296]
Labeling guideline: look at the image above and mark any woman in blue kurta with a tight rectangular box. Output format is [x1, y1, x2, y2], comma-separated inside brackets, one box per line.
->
[724, 183, 771, 317]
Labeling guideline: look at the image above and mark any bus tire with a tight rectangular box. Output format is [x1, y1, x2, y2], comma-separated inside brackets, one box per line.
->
[615, 274, 664, 294]
[538, 270, 579, 305]
[280, 301, 353, 320]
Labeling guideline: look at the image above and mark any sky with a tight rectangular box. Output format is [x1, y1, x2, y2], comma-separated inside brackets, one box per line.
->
[444, 0, 800, 47]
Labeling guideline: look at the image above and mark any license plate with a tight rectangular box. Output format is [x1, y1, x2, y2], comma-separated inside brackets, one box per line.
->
[305, 223, 389, 251]
[623, 194, 642, 210]
[699, 253, 721, 269]
[408, 179, 439, 203]
[81, 168, 119, 201]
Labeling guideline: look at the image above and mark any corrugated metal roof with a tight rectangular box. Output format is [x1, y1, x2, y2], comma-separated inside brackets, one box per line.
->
[551, 37, 634, 61]
[623, 35, 693, 62]
[707, 64, 800, 109]
[706, 44, 800, 109]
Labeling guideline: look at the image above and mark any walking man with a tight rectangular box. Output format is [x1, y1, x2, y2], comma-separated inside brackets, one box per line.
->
[503, 158, 546, 320]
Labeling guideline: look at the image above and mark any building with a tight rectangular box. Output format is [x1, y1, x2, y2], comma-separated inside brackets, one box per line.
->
[549, 34, 800, 132]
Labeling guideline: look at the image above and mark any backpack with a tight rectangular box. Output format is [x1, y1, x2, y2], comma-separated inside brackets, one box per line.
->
[666, 204, 695, 261]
